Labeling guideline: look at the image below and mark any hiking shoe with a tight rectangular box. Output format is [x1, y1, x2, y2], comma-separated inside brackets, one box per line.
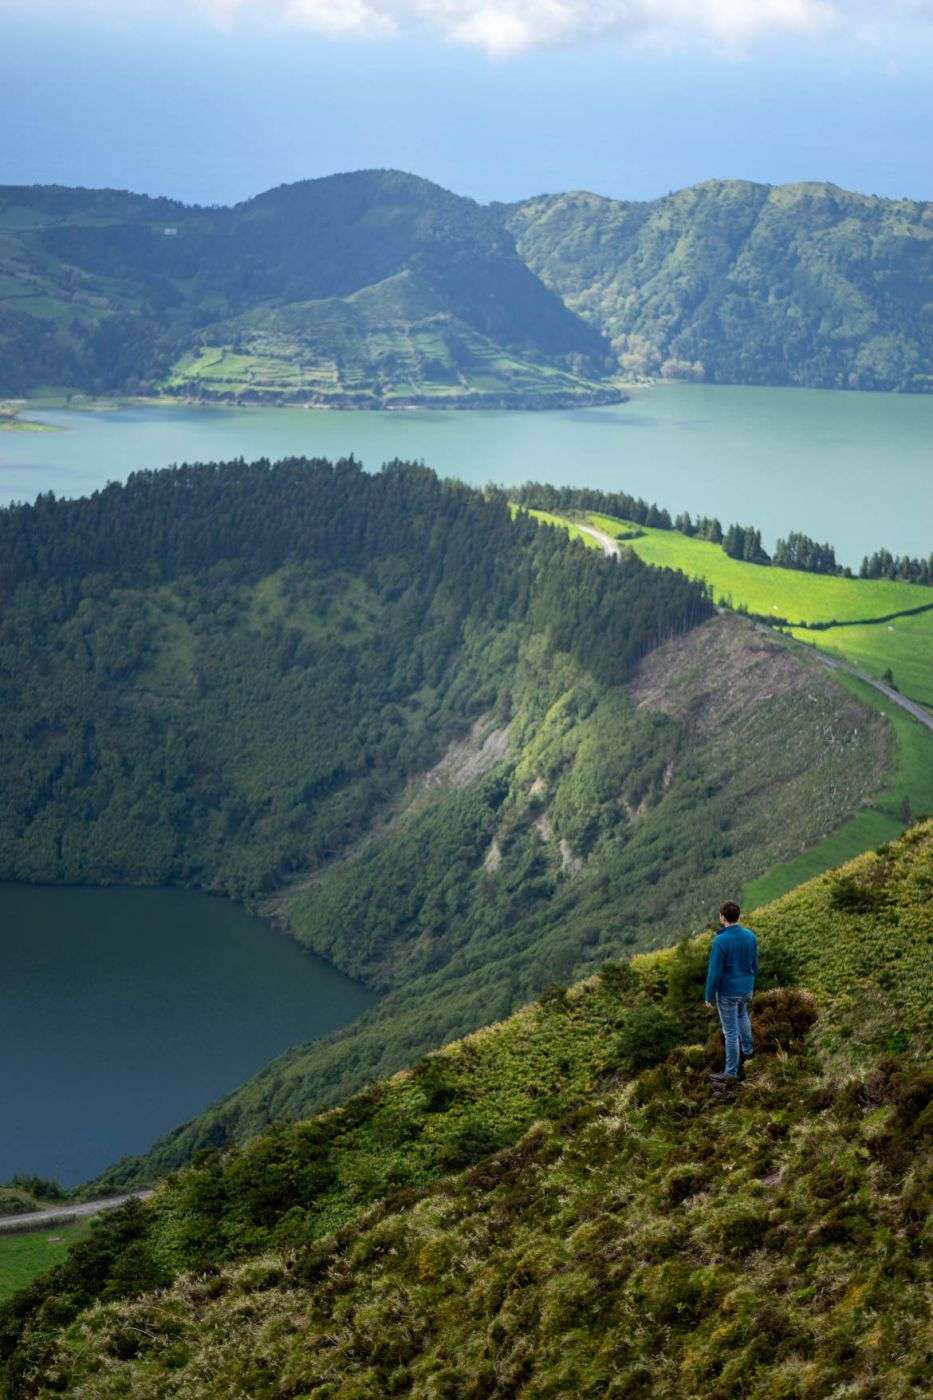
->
[710, 1071, 738, 1084]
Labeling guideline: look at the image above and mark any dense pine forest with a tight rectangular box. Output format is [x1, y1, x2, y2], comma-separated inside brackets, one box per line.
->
[0, 458, 707, 895]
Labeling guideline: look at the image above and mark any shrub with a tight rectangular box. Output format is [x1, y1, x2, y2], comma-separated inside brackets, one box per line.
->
[598, 961, 639, 998]
[538, 982, 570, 1013]
[828, 875, 881, 914]
[664, 935, 710, 1015]
[750, 989, 818, 1054]
[411, 1056, 460, 1113]
[756, 941, 802, 991]
[616, 1005, 682, 1071]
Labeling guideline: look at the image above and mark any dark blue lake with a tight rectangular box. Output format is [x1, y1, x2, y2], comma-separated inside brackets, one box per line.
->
[1, 883, 375, 1186]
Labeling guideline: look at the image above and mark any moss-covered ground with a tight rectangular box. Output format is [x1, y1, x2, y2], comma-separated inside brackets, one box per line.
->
[2, 824, 929, 1396]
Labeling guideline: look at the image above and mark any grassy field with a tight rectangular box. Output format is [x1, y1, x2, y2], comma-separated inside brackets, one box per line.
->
[578, 513, 932, 709]
[789, 610, 933, 708]
[0, 1219, 92, 1305]
[586, 513, 932, 623]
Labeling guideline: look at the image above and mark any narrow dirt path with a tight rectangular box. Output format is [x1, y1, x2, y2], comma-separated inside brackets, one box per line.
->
[571, 518, 932, 733]
[0, 1191, 153, 1234]
[575, 522, 620, 556]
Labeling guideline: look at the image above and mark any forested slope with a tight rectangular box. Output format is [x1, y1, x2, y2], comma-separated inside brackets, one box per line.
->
[0, 172, 615, 407]
[2, 823, 929, 1398]
[0, 460, 894, 1188]
[503, 179, 933, 391]
[93, 611, 888, 1185]
[3, 171, 931, 403]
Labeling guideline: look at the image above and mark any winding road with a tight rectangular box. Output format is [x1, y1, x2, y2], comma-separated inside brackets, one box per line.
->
[575, 520, 933, 734]
[0, 1191, 153, 1234]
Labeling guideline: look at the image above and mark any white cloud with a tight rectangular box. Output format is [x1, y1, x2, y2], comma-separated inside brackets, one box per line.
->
[7, 0, 932, 55]
[285, 0, 396, 37]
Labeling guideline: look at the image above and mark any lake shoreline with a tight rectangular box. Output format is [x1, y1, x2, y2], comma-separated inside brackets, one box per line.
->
[0, 880, 377, 1187]
[4, 385, 931, 564]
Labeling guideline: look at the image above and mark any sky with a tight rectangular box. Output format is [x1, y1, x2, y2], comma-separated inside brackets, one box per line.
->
[2, 1, 932, 206]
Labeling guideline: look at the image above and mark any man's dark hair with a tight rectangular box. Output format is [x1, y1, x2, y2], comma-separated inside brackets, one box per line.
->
[720, 900, 741, 923]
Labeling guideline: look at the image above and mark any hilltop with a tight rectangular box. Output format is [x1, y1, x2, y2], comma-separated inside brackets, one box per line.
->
[0, 171, 614, 409]
[2, 822, 929, 1397]
[1, 171, 931, 404]
[503, 179, 933, 392]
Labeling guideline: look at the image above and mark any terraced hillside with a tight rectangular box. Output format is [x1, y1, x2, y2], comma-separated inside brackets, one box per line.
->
[0, 173, 616, 408]
[2, 824, 929, 1398]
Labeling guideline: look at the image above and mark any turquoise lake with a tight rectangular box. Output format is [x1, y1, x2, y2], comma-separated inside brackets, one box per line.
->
[0, 884, 375, 1186]
[2, 382, 931, 566]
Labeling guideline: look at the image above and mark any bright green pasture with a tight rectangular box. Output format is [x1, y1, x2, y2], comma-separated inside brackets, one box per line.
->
[586, 513, 931, 624]
[0, 1219, 92, 1304]
[790, 611, 933, 710]
[583, 513, 933, 706]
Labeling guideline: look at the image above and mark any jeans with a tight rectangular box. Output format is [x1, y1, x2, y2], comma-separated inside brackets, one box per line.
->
[716, 993, 753, 1076]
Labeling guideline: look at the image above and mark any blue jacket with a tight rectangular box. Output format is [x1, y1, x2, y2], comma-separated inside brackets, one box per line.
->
[705, 923, 758, 1001]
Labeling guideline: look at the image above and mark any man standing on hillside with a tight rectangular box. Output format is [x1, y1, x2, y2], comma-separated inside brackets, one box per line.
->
[705, 901, 758, 1082]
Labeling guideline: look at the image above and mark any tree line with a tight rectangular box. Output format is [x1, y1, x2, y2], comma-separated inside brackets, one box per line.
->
[859, 548, 932, 586]
[511, 481, 929, 585]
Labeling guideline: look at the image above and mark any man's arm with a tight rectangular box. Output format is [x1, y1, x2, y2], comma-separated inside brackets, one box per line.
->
[704, 938, 722, 1006]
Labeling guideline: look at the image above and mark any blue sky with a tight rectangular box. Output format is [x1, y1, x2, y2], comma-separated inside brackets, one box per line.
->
[3, 2, 932, 205]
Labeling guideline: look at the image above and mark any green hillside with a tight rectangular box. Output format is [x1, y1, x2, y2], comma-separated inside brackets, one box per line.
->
[580, 512, 933, 709]
[1, 461, 899, 1194]
[503, 180, 933, 392]
[515, 501, 933, 906]
[2, 823, 929, 1397]
[0, 172, 615, 408]
[3, 171, 932, 404]
[166, 270, 613, 408]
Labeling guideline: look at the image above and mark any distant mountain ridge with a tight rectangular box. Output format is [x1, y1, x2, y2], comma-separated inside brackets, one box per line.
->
[0, 169, 930, 403]
[502, 178, 933, 392]
[0, 170, 616, 408]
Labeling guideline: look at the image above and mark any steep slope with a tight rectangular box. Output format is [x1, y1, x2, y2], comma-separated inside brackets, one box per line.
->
[2, 824, 929, 1397]
[91, 609, 889, 1185]
[0, 460, 897, 1196]
[0, 172, 615, 406]
[503, 180, 933, 391]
